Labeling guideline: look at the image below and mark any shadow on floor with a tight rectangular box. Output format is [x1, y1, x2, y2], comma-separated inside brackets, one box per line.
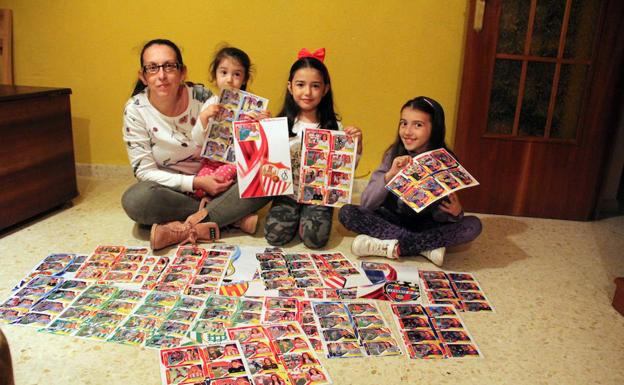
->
[395, 215, 531, 271]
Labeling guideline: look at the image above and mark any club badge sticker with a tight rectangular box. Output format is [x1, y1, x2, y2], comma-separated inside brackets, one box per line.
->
[384, 281, 420, 302]
[260, 162, 292, 196]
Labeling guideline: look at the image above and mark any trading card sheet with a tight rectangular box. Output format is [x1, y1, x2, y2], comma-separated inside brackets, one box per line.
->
[159, 341, 253, 385]
[297, 128, 358, 207]
[228, 322, 331, 385]
[385, 148, 479, 213]
[312, 301, 401, 359]
[391, 303, 482, 359]
[419, 270, 494, 312]
[201, 88, 269, 164]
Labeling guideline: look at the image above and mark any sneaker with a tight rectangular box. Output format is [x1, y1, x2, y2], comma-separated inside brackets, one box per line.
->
[421, 247, 446, 266]
[233, 214, 259, 234]
[351, 235, 398, 259]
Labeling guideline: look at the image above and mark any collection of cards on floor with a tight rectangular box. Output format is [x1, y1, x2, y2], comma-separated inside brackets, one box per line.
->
[0, 246, 493, 385]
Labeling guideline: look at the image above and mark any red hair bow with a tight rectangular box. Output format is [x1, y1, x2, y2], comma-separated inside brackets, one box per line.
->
[297, 48, 325, 63]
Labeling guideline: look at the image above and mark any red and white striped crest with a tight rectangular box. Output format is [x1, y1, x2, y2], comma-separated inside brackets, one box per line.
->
[323, 273, 347, 289]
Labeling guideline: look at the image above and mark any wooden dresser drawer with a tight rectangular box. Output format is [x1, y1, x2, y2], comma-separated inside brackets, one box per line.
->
[0, 85, 78, 230]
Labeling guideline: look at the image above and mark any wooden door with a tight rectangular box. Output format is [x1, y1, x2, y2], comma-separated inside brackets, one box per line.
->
[454, 0, 624, 220]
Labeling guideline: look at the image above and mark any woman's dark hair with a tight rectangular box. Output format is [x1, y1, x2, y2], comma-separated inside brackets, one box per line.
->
[209, 46, 252, 91]
[132, 39, 185, 96]
[384, 96, 448, 159]
[277, 57, 339, 136]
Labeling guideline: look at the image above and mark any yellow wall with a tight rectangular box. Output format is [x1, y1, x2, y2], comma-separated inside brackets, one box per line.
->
[0, 0, 468, 177]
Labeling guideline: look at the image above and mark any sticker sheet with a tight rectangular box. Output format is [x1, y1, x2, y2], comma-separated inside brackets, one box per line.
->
[312, 301, 401, 358]
[255, 251, 364, 293]
[277, 288, 358, 301]
[37, 282, 205, 349]
[103, 247, 168, 287]
[0, 275, 65, 326]
[265, 322, 331, 385]
[391, 303, 482, 359]
[419, 270, 494, 312]
[67, 284, 126, 341]
[309, 253, 364, 288]
[201, 88, 269, 164]
[191, 295, 252, 344]
[130, 291, 183, 348]
[12, 253, 76, 290]
[262, 297, 301, 324]
[190, 295, 304, 345]
[298, 300, 323, 352]
[228, 323, 331, 385]
[73, 245, 126, 281]
[152, 246, 232, 298]
[233, 117, 293, 198]
[255, 252, 324, 291]
[61, 255, 90, 278]
[104, 288, 153, 345]
[227, 325, 293, 385]
[297, 128, 358, 207]
[9, 246, 169, 290]
[385, 148, 479, 213]
[159, 341, 253, 385]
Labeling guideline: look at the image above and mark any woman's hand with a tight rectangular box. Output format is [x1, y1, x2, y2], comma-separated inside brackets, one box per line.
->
[193, 174, 233, 196]
[385, 155, 411, 182]
[199, 104, 223, 129]
[439, 193, 463, 217]
[344, 126, 363, 154]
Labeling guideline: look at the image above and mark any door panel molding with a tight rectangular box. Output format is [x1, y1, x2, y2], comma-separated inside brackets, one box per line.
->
[454, 0, 624, 220]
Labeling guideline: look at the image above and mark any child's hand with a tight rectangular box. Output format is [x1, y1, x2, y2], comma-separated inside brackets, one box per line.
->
[256, 110, 272, 120]
[385, 155, 411, 182]
[344, 126, 363, 154]
[242, 110, 272, 121]
[193, 174, 233, 196]
[199, 104, 224, 129]
[439, 193, 463, 217]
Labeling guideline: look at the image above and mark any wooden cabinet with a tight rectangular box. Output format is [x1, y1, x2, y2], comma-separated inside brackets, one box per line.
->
[0, 85, 78, 230]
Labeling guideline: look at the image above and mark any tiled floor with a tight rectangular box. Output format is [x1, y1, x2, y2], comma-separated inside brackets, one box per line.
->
[1, 172, 623, 385]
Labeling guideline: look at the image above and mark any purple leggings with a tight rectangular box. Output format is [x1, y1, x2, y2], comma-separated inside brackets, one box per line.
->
[338, 204, 482, 256]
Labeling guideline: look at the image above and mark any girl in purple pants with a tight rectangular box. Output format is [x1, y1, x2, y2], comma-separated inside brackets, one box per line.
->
[338, 96, 481, 266]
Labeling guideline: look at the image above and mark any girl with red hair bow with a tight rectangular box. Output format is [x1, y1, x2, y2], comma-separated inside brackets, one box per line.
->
[264, 48, 363, 249]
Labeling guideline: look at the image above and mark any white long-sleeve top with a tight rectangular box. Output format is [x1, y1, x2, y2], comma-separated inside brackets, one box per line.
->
[122, 85, 213, 192]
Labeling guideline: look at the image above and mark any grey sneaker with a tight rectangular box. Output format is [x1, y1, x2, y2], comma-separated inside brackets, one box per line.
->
[351, 235, 398, 259]
[421, 247, 446, 266]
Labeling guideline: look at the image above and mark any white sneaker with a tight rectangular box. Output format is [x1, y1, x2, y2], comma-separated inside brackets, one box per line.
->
[351, 235, 398, 259]
[421, 247, 446, 266]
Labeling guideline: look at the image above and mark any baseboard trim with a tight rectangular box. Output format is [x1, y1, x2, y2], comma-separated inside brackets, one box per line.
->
[76, 163, 133, 178]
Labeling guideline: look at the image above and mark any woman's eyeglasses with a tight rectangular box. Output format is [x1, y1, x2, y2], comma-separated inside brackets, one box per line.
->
[142, 62, 180, 74]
